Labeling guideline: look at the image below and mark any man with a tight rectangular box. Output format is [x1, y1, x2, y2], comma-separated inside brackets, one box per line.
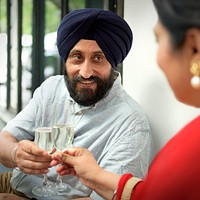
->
[0, 8, 152, 200]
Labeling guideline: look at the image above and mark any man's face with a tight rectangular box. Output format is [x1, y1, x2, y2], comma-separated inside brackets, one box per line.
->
[64, 39, 116, 106]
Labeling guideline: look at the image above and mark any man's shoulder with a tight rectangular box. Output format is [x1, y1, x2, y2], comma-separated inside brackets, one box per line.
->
[114, 90, 143, 111]
[39, 75, 66, 92]
[34, 75, 69, 101]
[42, 75, 64, 86]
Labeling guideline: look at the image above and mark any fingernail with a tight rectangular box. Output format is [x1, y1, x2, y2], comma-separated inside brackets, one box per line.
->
[57, 153, 62, 159]
[48, 147, 56, 154]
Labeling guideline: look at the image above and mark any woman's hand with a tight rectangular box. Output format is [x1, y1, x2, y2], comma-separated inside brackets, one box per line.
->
[51, 147, 121, 199]
[51, 147, 102, 189]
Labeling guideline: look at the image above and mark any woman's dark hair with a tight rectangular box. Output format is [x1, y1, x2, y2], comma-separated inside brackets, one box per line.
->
[153, 0, 200, 47]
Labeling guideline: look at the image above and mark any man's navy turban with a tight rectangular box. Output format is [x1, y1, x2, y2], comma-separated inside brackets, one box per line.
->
[57, 8, 133, 69]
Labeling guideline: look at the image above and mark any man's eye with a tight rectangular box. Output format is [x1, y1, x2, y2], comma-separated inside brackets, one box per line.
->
[72, 54, 82, 59]
[93, 55, 103, 62]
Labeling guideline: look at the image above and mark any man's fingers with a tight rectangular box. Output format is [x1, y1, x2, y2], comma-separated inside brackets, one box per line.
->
[20, 167, 49, 175]
[18, 140, 47, 156]
[29, 144, 48, 156]
[18, 160, 50, 174]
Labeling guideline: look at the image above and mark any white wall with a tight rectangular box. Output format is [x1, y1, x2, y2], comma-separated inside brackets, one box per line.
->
[123, 0, 199, 159]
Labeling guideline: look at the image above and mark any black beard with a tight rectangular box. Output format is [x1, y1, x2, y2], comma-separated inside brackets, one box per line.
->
[64, 69, 116, 106]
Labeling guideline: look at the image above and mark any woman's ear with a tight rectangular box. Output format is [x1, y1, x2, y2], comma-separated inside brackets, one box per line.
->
[185, 28, 200, 58]
[186, 29, 200, 89]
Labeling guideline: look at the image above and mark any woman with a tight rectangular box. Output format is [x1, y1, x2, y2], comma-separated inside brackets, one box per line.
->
[51, 0, 200, 199]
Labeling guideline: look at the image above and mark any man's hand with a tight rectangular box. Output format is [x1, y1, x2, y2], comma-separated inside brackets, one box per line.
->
[14, 140, 56, 174]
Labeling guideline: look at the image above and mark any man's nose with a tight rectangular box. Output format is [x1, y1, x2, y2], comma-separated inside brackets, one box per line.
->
[79, 61, 93, 79]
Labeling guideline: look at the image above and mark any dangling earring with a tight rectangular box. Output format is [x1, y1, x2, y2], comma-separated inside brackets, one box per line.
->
[190, 61, 200, 89]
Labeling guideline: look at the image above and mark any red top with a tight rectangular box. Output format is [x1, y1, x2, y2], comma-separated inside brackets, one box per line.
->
[117, 115, 200, 200]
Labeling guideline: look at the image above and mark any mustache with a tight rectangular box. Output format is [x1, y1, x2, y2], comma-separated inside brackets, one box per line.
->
[73, 76, 102, 83]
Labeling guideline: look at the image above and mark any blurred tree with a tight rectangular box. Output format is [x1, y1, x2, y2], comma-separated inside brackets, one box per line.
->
[0, 0, 7, 32]
[22, 0, 85, 34]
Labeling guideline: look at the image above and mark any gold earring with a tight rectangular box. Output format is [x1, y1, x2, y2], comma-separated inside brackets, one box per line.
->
[190, 61, 200, 89]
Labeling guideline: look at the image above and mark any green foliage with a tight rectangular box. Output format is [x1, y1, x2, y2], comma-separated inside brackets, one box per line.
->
[24, 0, 85, 34]
[0, 0, 7, 32]
[0, 0, 101, 34]
[23, 0, 33, 34]
[45, 1, 61, 34]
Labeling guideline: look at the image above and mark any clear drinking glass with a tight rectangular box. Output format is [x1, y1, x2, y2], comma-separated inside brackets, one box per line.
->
[52, 124, 74, 192]
[32, 127, 55, 197]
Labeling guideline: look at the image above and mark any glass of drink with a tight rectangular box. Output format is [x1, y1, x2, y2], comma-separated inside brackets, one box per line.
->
[52, 124, 74, 192]
[32, 127, 55, 197]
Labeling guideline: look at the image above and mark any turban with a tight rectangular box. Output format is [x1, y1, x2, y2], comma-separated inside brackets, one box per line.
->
[57, 8, 133, 69]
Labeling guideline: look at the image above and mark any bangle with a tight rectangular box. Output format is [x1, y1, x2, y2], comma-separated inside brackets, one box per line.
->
[116, 174, 133, 199]
[112, 189, 117, 200]
[121, 177, 142, 200]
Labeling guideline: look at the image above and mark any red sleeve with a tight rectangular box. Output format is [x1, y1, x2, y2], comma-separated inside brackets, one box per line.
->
[116, 173, 133, 200]
[129, 116, 200, 200]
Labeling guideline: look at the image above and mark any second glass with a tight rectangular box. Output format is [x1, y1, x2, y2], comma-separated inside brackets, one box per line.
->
[52, 124, 74, 192]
